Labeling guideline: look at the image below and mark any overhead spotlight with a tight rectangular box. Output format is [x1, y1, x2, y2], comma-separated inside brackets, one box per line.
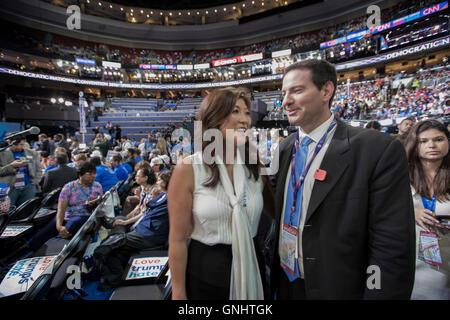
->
[197, 11, 200, 14]
[169, 12, 172, 16]
[86, 0, 90, 3]
[205, 11, 208, 14]
[252, 1, 255, 4]
[160, 12, 163, 15]
[131, 9, 134, 12]
[98, 2, 102, 6]
[147, 14, 149, 17]
[109, 4, 112, 8]
[188, 12, 190, 15]
[58, 97, 64, 103]
[242, 4, 246, 7]
[151, 11, 153, 14]
[130, 12, 133, 16]
[233, 6, 236, 10]
[50, 98, 56, 104]
[120, 7, 123, 11]
[140, 10, 143, 14]
[224, 7, 227, 11]
[214, 9, 217, 13]
[179, 12, 181, 15]
[262, 2, 264, 5]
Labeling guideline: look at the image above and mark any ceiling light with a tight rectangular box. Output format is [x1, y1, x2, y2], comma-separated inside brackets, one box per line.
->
[120, 7, 123, 11]
[140, 10, 143, 13]
[224, 7, 227, 11]
[109, 4, 112, 8]
[98, 2, 102, 6]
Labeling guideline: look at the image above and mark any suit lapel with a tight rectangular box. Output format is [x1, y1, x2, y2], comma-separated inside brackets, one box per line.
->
[305, 120, 350, 223]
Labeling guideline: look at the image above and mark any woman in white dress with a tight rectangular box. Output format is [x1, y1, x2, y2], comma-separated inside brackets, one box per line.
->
[168, 87, 274, 300]
[404, 119, 450, 299]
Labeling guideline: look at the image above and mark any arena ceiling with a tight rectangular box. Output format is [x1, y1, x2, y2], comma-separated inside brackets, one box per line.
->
[108, 0, 323, 10]
[109, 0, 243, 10]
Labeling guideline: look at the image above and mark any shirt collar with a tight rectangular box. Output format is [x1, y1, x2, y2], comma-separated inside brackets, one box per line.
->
[298, 113, 334, 144]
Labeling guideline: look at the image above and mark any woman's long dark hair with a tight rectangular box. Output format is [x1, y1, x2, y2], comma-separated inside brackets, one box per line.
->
[404, 119, 450, 201]
[196, 87, 260, 188]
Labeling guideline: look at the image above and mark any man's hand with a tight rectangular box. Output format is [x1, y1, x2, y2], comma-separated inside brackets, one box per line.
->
[10, 160, 28, 168]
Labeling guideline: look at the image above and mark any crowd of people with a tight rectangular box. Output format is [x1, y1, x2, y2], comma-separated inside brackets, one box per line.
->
[0, 57, 449, 300]
[1, 0, 440, 83]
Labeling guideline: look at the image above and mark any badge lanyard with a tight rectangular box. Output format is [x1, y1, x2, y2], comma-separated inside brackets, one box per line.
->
[288, 117, 337, 226]
[421, 195, 436, 212]
[419, 195, 442, 267]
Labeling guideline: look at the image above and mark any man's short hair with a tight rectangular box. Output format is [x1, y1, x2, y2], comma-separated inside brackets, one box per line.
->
[111, 155, 123, 163]
[283, 59, 337, 108]
[90, 156, 102, 167]
[399, 117, 415, 125]
[127, 148, 135, 156]
[56, 152, 68, 165]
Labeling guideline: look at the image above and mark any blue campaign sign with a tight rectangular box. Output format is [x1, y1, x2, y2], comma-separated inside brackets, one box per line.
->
[75, 57, 96, 65]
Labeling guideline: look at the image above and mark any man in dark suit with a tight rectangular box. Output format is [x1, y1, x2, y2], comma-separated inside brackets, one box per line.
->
[270, 59, 415, 299]
[42, 152, 77, 194]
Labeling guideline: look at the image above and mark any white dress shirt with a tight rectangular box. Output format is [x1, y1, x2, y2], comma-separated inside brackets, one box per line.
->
[279, 113, 337, 278]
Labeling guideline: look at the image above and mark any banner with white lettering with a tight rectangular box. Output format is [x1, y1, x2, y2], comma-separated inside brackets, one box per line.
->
[125, 257, 168, 280]
[0, 256, 57, 297]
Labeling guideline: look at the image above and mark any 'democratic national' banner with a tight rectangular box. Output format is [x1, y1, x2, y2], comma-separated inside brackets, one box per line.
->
[0, 256, 56, 298]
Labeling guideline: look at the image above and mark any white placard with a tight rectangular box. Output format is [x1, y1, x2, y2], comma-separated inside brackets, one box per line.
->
[0, 256, 57, 297]
[125, 256, 168, 280]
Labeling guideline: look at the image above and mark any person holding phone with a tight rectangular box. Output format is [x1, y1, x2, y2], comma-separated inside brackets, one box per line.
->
[404, 119, 450, 299]
[27, 161, 103, 251]
[0, 136, 42, 207]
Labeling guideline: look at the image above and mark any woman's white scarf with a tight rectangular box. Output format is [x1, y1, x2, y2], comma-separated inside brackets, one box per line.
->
[216, 151, 264, 300]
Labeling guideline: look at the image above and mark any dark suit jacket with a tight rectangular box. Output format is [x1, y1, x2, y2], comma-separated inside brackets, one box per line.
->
[42, 164, 78, 194]
[270, 120, 415, 299]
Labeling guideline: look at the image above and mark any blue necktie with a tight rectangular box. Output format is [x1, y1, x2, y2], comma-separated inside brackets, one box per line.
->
[282, 136, 313, 282]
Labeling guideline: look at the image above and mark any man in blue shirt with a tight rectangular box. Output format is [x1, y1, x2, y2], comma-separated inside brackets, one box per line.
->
[90, 153, 118, 192]
[110, 155, 129, 182]
[95, 191, 169, 291]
